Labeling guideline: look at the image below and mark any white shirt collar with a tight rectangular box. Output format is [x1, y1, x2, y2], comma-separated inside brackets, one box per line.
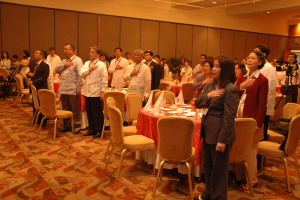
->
[245, 69, 260, 79]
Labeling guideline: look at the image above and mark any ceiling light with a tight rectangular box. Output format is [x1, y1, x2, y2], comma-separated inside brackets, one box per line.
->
[267, 12, 270, 14]
[212, 2, 217, 4]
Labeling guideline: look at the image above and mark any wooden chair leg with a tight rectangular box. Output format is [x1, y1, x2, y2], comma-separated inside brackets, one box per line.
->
[33, 112, 41, 130]
[281, 157, 291, 192]
[116, 148, 127, 182]
[104, 144, 115, 171]
[53, 118, 57, 140]
[260, 156, 264, 173]
[71, 116, 74, 134]
[31, 110, 37, 126]
[103, 138, 112, 161]
[243, 162, 254, 196]
[152, 148, 156, 175]
[100, 118, 107, 140]
[19, 94, 23, 107]
[185, 162, 193, 200]
[152, 160, 166, 197]
[293, 154, 300, 183]
[15, 93, 19, 105]
[38, 117, 46, 135]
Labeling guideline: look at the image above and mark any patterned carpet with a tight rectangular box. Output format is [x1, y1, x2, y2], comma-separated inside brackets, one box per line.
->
[1, 98, 300, 199]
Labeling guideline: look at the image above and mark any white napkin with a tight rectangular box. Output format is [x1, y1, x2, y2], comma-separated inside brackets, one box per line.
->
[144, 91, 153, 111]
[151, 90, 164, 115]
[178, 90, 184, 105]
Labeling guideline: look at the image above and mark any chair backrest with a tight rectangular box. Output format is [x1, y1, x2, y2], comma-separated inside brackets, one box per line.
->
[151, 89, 160, 105]
[187, 77, 195, 83]
[103, 91, 125, 119]
[282, 103, 300, 119]
[14, 75, 23, 95]
[285, 115, 300, 155]
[164, 77, 173, 81]
[108, 105, 125, 146]
[38, 89, 57, 118]
[298, 88, 300, 105]
[155, 91, 175, 104]
[107, 97, 116, 107]
[125, 93, 143, 123]
[229, 118, 257, 163]
[15, 74, 24, 90]
[157, 116, 195, 162]
[270, 95, 287, 122]
[0, 70, 8, 81]
[158, 82, 171, 91]
[181, 83, 193, 101]
[31, 85, 39, 110]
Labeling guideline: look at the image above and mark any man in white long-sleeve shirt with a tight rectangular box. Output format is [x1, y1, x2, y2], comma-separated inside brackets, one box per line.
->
[124, 49, 151, 104]
[108, 47, 129, 87]
[46, 47, 61, 80]
[43, 51, 54, 91]
[55, 44, 83, 134]
[254, 45, 277, 141]
[80, 46, 108, 139]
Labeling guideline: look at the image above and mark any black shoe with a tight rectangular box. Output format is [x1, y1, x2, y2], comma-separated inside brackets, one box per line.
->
[59, 128, 71, 132]
[93, 133, 102, 139]
[83, 132, 95, 136]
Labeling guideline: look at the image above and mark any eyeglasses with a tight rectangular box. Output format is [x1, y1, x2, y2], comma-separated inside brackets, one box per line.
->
[246, 56, 258, 60]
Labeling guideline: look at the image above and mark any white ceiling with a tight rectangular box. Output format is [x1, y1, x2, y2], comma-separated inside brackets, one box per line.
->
[153, 0, 300, 19]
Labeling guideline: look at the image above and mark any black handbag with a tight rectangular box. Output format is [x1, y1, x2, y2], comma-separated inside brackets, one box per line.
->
[270, 118, 291, 136]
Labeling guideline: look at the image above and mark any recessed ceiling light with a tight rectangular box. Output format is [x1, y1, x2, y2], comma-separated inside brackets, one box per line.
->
[212, 2, 217, 4]
[267, 12, 270, 14]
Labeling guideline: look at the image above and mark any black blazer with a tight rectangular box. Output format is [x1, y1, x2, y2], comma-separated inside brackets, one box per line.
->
[27, 61, 49, 91]
[149, 62, 161, 90]
[194, 82, 239, 145]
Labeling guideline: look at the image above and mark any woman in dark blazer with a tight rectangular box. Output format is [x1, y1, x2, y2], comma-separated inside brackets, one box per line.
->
[194, 55, 239, 200]
[234, 51, 268, 190]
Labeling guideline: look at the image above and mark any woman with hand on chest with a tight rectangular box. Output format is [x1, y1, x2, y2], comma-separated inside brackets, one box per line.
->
[234, 50, 268, 190]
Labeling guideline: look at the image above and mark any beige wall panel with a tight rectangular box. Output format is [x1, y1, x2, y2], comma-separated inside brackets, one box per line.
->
[99, 15, 120, 58]
[55, 10, 78, 59]
[78, 13, 98, 63]
[220, 29, 234, 58]
[176, 24, 192, 62]
[159, 22, 176, 60]
[29, 7, 54, 58]
[207, 28, 221, 57]
[245, 32, 257, 56]
[257, 34, 269, 46]
[268, 35, 279, 61]
[120, 18, 140, 57]
[1, 4, 29, 61]
[141, 20, 159, 57]
[192, 26, 207, 68]
[233, 31, 246, 60]
[277, 36, 287, 60]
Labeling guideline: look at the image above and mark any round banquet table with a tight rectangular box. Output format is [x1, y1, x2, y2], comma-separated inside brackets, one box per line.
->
[136, 105, 202, 176]
[170, 85, 182, 97]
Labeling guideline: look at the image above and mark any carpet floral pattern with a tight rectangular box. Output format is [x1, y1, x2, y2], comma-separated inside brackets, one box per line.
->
[0, 99, 300, 199]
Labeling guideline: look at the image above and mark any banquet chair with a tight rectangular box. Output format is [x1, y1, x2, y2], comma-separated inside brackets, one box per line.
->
[164, 77, 173, 81]
[155, 91, 175, 104]
[125, 93, 143, 126]
[0, 71, 8, 98]
[297, 88, 300, 105]
[104, 105, 155, 181]
[268, 103, 300, 143]
[187, 77, 195, 83]
[31, 85, 61, 130]
[158, 82, 171, 91]
[101, 91, 126, 139]
[14, 74, 31, 107]
[229, 118, 257, 197]
[37, 89, 74, 140]
[152, 116, 195, 200]
[258, 114, 300, 192]
[151, 89, 160, 105]
[103, 97, 137, 161]
[269, 95, 287, 126]
[182, 82, 194, 103]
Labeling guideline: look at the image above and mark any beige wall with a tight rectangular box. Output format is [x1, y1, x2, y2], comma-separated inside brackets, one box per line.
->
[0, 2, 288, 67]
[1, 0, 289, 36]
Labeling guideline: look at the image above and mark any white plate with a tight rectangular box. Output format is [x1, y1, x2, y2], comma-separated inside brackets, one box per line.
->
[167, 111, 178, 114]
[162, 108, 172, 111]
[183, 113, 196, 117]
[182, 105, 190, 108]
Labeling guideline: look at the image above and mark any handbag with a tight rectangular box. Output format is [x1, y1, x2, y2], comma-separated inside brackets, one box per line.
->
[270, 118, 291, 136]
